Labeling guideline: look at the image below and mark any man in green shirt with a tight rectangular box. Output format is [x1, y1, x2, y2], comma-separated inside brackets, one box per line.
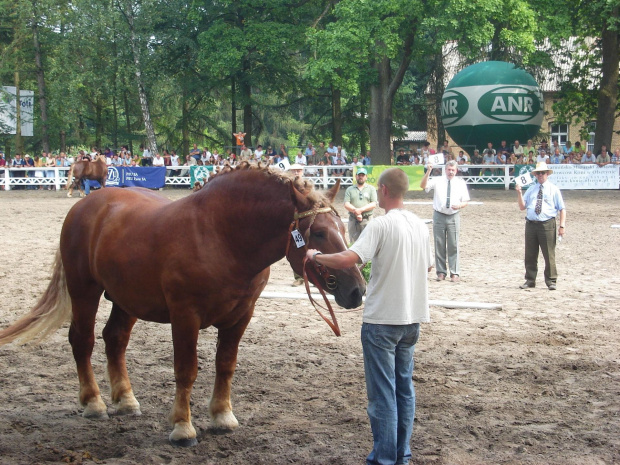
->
[344, 168, 378, 242]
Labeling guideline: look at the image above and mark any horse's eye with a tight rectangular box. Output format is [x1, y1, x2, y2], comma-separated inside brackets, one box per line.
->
[311, 230, 325, 239]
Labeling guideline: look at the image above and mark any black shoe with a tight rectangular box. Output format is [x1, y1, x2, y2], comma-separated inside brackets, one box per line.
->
[548, 284, 556, 290]
[519, 282, 535, 289]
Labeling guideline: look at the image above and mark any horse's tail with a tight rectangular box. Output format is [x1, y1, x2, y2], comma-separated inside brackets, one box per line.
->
[65, 163, 75, 190]
[0, 249, 72, 346]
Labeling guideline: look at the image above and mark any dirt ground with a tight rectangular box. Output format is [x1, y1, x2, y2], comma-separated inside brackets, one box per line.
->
[0, 185, 618, 465]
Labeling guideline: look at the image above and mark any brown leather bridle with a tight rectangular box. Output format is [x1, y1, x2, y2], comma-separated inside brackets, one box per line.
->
[285, 206, 342, 336]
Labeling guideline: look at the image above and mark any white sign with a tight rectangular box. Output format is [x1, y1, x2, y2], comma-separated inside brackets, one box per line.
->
[514, 171, 534, 187]
[0, 86, 34, 136]
[549, 164, 619, 190]
[428, 153, 445, 165]
[277, 158, 291, 171]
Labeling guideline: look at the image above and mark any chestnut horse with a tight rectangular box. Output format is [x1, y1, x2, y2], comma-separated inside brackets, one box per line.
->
[0, 163, 365, 446]
[66, 155, 108, 197]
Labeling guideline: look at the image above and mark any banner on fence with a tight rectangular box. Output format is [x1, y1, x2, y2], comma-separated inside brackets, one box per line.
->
[104, 166, 166, 188]
[514, 164, 619, 190]
[357, 165, 425, 191]
[190, 165, 215, 185]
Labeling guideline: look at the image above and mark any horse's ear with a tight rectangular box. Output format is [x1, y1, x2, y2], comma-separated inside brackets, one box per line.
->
[289, 181, 311, 210]
[324, 179, 341, 203]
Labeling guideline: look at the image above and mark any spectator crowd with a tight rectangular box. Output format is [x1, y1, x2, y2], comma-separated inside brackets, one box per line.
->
[1, 137, 618, 188]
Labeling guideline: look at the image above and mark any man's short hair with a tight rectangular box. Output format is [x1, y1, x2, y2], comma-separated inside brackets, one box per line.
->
[446, 160, 458, 168]
[378, 168, 408, 198]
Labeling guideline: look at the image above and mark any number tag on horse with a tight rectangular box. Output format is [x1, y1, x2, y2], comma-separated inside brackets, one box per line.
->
[291, 229, 305, 248]
[515, 172, 533, 187]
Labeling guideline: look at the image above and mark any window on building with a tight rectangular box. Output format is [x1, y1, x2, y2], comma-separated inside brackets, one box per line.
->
[586, 121, 596, 152]
[549, 123, 569, 149]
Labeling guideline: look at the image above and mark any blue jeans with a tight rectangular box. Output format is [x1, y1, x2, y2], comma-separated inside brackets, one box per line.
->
[362, 322, 420, 465]
[82, 179, 90, 195]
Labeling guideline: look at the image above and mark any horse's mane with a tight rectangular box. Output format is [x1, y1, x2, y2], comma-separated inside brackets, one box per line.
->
[198, 161, 333, 209]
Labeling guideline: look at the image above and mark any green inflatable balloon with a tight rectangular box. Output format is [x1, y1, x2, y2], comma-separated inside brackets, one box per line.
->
[441, 61, 543, 157]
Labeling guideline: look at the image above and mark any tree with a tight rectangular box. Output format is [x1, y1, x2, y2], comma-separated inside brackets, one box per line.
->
[117, 0, 158, 155]
[310, 0, 538, 164]
[545, 0, 619, 152]
[192, 0, 317, 148]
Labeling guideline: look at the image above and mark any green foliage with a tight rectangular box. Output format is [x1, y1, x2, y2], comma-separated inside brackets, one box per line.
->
[361, 261, 371, 282]
[0, 0, 614, 157]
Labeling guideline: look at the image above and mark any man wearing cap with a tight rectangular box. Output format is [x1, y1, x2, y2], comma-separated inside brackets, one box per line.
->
[421, 160, 469, 282]
[289, 163, 304, 179]
[515, 162, 566, 290]
[344, 167, 377, 242]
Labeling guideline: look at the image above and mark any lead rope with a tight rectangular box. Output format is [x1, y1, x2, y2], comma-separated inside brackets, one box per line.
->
[285, 206, 342, 336]
[302, 255, 341, 336]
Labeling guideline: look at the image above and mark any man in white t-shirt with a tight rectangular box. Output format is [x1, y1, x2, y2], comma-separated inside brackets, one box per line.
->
[294, 151, 307, 165]
[152, 153, 165, 167]
[254, 145, 264, 161]
[306, 168, 431, 465]
[537, 150, 550, 163]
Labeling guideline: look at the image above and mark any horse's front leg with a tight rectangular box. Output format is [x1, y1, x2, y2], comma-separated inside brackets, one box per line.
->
[103, 304, 141, 416]
[168, 314, 201, 447]
[77, 179, 86, 197]
[209, 307, 254, 430]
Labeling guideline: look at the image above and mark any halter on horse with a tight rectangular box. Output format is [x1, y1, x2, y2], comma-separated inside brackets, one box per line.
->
[0, 163, 365, 447]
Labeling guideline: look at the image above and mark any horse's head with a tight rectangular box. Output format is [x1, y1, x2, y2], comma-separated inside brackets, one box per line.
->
[287, 180, 366, 309]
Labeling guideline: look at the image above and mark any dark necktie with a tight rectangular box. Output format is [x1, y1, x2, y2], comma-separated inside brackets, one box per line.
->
[446, 179, 451, 208]
[535, 185, 543, 215]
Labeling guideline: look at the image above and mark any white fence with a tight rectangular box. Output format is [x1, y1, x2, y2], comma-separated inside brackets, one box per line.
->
[1, 164, 618, 191]
[0, 166, 359, 191]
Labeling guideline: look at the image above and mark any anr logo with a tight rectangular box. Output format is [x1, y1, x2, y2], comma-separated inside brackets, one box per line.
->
[478, 86, 542, 122]
[441, 90, 469, 126]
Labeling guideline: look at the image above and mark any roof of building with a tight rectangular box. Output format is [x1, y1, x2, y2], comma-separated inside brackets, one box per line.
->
[438, 37, 597, 93]
[395, 131, 427, 141]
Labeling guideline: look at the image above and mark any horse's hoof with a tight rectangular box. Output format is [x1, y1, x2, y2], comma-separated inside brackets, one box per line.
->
[210, 411, 239, 430]
[83, 409, 109, 420]
[110, 392, 141, 416]
[67, 193, 72, 198]
[110, 407, 142, 417]
[169, 437, 198, 447]
[82, 397, 109, 419]
[169, 421, 197, 446]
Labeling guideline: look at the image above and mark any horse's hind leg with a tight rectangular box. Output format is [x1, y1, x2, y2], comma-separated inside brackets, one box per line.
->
[209, 308, 253, 431]
[68, 293, 108, 418]
[103, 303, 141, 416]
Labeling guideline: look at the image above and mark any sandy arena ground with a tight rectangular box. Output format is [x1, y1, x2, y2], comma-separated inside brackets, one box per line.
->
[0, 185, 618, 465]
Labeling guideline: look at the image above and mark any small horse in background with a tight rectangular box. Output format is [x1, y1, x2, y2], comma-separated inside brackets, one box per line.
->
[66, 155, 108, 197]
[0, 163, 365, 447]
